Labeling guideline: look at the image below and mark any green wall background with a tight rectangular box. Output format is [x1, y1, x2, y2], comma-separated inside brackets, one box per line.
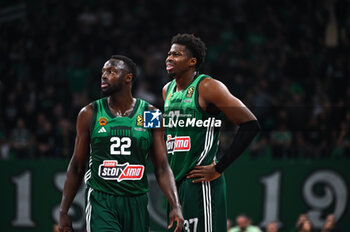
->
[1, 157, 349, 232]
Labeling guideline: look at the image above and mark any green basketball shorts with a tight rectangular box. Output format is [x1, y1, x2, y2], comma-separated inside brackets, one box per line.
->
[85, 187, 149, 232]
[169, 175, 227, 232]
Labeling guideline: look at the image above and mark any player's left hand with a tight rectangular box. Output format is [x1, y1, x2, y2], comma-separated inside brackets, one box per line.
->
[186, 161, 221, 183]
[59, 212, 73, 232]
[168, 206, 184, 232]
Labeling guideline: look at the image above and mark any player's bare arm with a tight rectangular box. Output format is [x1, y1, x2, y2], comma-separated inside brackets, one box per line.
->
[59, 104, 93, 232]
[198, 78, 257, 124]
[187, 78, 260, 183]
[149, 105, 184, 232]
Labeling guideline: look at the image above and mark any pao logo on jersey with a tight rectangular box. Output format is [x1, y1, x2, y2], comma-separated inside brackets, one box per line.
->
[99, 160, 144, 182]
[143, 110, 161, 128]
[98, 117, 108, 126]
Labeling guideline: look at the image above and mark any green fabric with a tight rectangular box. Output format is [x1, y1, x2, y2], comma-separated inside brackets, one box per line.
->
[164, 74, 222, 182]
[168, 175, 227, 232]
[86, 188, 149, 232]
[86, 98, 152, 196]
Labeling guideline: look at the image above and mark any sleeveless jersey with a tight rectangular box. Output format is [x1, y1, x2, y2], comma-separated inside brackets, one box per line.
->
[85, 98, 152, 196]
[164, 74, 222, 182]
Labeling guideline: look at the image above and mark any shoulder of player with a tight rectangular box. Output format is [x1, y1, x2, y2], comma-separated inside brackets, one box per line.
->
[198, 77, 228, 98]
[80, 102, 94, 114]
[199, 77, 226, 88]
[162, 81, 172, 99]
[162, 81, 172, 91]
[147, 103, 159, 112]
[77, 103, 94, 124]
[135, 98, 158, 111]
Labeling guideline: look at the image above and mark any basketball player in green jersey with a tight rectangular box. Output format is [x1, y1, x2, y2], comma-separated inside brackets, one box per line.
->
[163, 34, 260, 232]
[59, 55, 184, 232]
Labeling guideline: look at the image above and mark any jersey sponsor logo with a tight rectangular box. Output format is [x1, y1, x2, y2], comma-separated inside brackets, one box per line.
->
[98, 160, 144, 182]
[136, 114, 143, 126]
[166, 135, 191, 154]
[98, 117, 108, 126]
[143, 110, 161, 128]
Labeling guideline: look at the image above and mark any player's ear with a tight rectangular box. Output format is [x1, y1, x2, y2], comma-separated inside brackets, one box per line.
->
[189, 57, 197, 68]
[125, 73, 133, 83]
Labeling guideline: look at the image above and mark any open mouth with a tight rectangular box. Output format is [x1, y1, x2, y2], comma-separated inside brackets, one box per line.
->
[166, 63, 175, 71]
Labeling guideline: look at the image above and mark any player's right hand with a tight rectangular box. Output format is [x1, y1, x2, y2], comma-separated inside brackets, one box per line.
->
[168, 206, 184, 232]
[59, 213, 73, 232]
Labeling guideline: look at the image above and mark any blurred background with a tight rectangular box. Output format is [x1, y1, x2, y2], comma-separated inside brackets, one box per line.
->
[0, 0, 349, 231]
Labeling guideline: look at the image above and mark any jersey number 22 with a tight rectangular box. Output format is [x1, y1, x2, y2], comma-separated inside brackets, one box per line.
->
[110, 137, 131, 155]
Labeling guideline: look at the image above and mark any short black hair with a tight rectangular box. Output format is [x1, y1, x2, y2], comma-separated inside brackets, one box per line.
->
[171, 33, 206, 70]
[110, 55, 137, 80]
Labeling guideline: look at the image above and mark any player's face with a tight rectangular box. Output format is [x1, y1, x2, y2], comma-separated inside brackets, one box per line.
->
[101, 59, 126, 96]
[165, 44, 195, 77]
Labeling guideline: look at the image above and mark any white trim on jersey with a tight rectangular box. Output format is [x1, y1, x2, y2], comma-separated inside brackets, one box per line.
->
[84, 170, 91, 183]
[197, 121, 215, 165]
[85, 187, 93, 232]
[202, 181, 212, 232]
[84, 156, 92, 183]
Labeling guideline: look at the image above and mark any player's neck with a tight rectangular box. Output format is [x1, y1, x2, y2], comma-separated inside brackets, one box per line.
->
[108, 91, 135, 116]
[175, 70, 197, 91]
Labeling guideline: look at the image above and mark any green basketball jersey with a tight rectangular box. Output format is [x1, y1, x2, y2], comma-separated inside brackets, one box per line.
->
[85, 98, 152, 196]
[164, 74, 222, 182]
